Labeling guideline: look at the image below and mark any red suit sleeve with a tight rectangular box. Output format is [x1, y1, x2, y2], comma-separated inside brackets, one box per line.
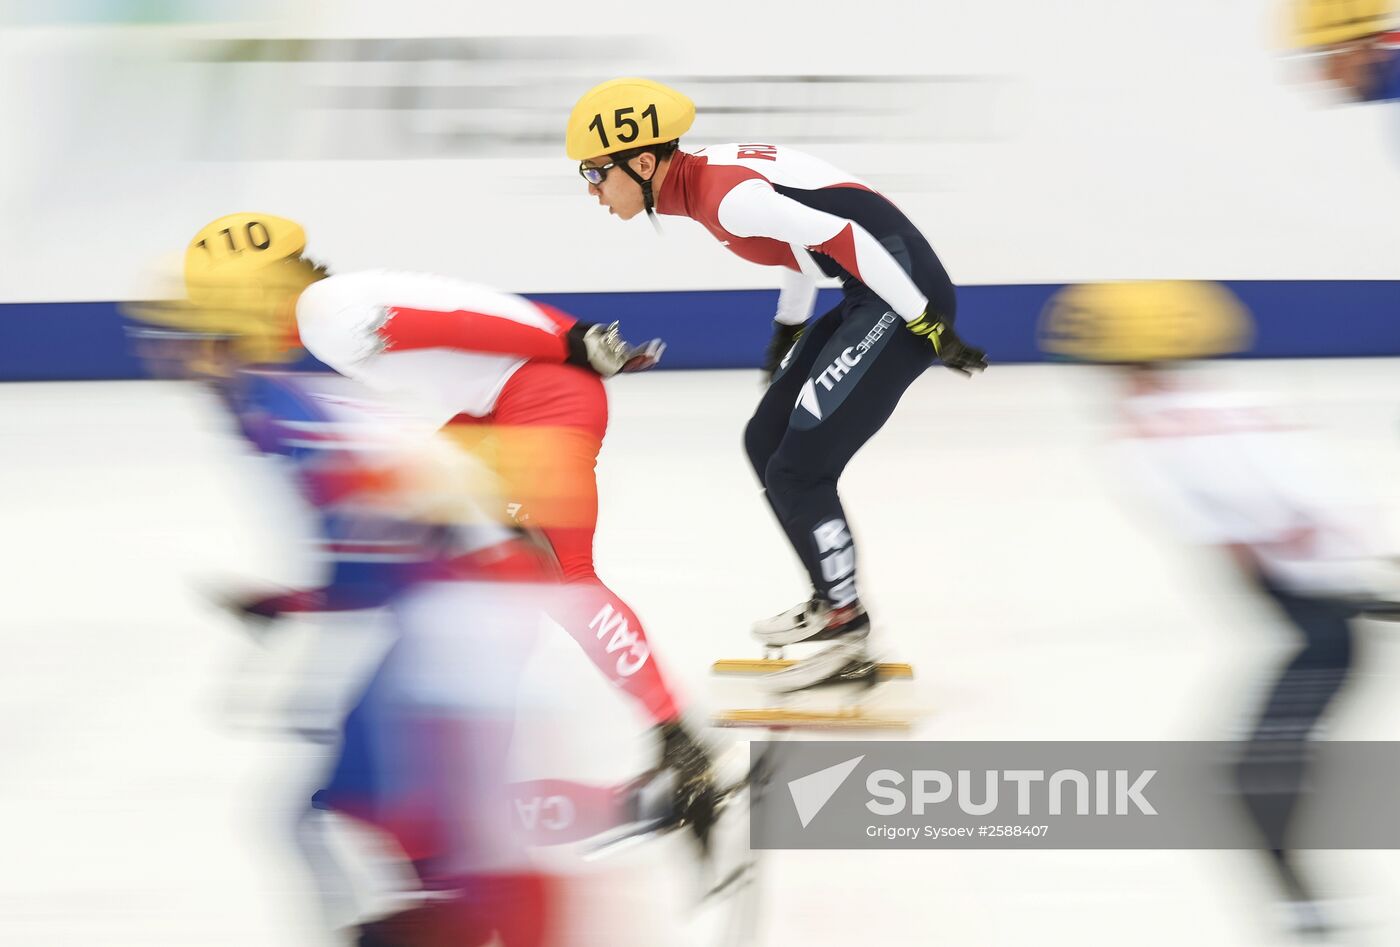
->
[377, 301, 578, 361]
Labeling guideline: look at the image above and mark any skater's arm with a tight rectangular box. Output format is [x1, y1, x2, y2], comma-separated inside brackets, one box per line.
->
[220, 556, 427, 619]
[376, 300, 577, 361]
[775, 267, 819, 327]
[759, 268, 819, 379]
[300, 296, 658, 377]
[296, 276, 579, 370]
[718, 179, 928, 321]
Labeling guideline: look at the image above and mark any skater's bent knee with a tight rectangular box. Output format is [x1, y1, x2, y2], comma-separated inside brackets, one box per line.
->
[764, 455, 829, 498]
[743, 417, 779, 483]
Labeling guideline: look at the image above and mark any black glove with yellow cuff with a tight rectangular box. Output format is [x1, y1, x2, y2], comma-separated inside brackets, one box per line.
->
[907, 312, 987, 376]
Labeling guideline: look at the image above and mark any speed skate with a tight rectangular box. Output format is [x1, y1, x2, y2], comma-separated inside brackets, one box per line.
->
[710, 642, 924, 731]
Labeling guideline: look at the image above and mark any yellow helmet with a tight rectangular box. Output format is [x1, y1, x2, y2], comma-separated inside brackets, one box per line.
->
[124, 213, 317, 368]
[1037, 281, 1253, 363]
[565, 77, 695, 160]
[1289, 0, 1393, 48]
[184, 212, 309, 309]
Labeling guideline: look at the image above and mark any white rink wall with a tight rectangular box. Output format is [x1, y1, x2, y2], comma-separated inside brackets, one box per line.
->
[2, 0, 1400, 304]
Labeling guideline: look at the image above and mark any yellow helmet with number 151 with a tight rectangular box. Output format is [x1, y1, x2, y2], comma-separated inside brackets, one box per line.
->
[566, 77, 695, 161]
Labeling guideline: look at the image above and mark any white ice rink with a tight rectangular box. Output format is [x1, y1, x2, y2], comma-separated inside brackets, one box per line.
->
[6, 361, 1400, 946]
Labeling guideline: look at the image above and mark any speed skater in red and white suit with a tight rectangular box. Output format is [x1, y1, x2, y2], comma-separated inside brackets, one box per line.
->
[293, 270, 694, 733]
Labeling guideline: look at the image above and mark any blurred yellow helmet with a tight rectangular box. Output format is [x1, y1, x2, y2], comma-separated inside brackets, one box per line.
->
[184, 212, 309, 310]
[123, 213, 319, 368]
[566, 77, 695, 160]
[1037, 281, 1253, 363]
[1289, 0, 1394, 48]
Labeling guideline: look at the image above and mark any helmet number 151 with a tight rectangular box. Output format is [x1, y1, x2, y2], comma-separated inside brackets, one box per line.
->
[586, 104, 659, 150]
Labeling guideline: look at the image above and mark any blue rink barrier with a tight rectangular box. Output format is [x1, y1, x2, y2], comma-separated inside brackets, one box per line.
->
[2, 281, 1399, 381]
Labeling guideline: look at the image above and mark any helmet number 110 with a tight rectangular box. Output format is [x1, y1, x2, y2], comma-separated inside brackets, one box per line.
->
[194, 221, 273, 256]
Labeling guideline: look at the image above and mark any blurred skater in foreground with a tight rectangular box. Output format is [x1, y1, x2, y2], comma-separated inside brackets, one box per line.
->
[127, 234, 566, 943]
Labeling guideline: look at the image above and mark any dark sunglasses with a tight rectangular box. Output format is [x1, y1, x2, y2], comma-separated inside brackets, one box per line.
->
[578, 160, 616, 186]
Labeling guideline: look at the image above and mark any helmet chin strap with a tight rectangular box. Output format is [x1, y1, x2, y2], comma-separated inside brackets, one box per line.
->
[618, 159, 663, 234]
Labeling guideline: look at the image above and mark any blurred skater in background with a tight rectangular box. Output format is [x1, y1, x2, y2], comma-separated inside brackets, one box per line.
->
[1289, 0, 1400, 102]
[1040, 280, 1400, 941]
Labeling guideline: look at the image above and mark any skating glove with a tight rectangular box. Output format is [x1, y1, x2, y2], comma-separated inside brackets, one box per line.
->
[208, 585, 320, 642]
[655, 720, 720, 858]
[566, 322, 666, 377]
[209, 589, 286, 643]
[907, 312, 987, 376]
[761, 320, 806, 383]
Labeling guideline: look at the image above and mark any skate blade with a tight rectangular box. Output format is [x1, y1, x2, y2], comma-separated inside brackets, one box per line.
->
[712, 658, 913, 679]
[704, 858, 757, 902]
[582, 816, 672, 861]
[751, 623, 870, 648]
[755, 648, 878, 694]
[712, 707, 916, 731]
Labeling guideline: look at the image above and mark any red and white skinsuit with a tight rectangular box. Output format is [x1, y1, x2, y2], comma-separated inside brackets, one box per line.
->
[296, 270, 681, 725]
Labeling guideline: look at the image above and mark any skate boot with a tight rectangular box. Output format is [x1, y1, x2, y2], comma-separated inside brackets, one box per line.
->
[752, 594, 870, 646]
[753, 597, 874, 693]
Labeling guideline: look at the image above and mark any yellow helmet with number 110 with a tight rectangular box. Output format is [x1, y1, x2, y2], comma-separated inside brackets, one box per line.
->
[124, 213, 319, 368]
[566, 77, 695, 160]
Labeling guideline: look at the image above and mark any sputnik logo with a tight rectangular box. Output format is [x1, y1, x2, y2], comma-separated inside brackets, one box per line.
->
[787, 755, 864, 828]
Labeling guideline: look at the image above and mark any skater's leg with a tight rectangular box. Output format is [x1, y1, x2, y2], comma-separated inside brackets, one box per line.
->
[763, 295, 936, 611]
[744, 305, 843, 573]
[744, 303, 843, 485]
[458, 362, 683, 725]
[1234, 584, 1357, 907]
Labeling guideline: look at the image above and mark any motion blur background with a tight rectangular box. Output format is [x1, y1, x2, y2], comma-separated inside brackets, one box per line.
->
[4, 0, 1399, 374]
[4, 1, 1400, 945]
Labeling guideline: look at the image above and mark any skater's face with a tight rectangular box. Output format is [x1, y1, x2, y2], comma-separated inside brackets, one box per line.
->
[581, 151, 657, 221]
